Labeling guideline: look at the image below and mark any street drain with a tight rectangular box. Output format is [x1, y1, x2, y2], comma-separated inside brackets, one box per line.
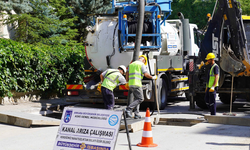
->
[156, 118, 205, 127]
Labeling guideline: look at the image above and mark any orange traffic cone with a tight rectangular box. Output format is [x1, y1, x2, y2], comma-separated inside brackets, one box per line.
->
[137, 108, 158, 147]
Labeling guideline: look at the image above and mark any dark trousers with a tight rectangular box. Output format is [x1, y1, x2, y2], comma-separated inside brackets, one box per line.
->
[101, 87, 114, 110]
[205, 87, 217, 115]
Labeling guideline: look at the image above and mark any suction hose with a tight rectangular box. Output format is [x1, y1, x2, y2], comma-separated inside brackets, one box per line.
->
[146, 53, 157, 116]
[132, 0, 145, 61]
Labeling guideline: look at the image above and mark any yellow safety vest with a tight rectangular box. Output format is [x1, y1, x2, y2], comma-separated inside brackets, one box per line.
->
[101, 69, 120, 91]
[207, 63, 220, 88]
[128, 61, 144, 87]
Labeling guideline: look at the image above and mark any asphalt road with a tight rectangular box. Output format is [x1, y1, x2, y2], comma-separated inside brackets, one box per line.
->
[0, 95, 250, 150]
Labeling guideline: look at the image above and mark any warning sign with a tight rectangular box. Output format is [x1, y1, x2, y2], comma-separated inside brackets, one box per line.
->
[53, 107, 123, 150]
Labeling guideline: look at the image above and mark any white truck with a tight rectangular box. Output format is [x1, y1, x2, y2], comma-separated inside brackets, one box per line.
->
[66, 0, 200, 110]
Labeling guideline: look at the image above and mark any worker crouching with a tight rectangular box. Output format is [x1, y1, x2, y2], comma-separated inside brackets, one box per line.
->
[100, 65, 127, 110]
[205, 53, 220, 115]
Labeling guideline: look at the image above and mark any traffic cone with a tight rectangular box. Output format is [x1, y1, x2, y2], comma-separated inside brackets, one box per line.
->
[137, 107, 158, 147]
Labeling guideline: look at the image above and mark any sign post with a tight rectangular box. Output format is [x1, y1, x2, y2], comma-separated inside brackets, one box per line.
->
[54, 107, 123, 150]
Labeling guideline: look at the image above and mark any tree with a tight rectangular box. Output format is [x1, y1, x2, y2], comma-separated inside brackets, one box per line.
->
[0, 0, 32, 14]
[65, 0, 112, 41]
[170, 0, 250, 29]
[238, 0, 250, 15]
[170, 0, 216, 29]
[1, 0, 79, 45]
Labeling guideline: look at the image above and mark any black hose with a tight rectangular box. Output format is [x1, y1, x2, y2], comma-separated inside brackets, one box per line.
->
[146, 2, 162, 15]
[146, 2, 161, 46]
[112, 23, 119, 57]
[123, 110, 132, 150]
[132, 0, 145, 61]
[145, 53, 156, 116]
[106, 23, 119, 67]
[118, 30, 124, 52]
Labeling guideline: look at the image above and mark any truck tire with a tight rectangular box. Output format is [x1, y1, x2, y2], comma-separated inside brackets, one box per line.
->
[219, 93, 236, 104]
[140, 78, 168, 110]
[157, 78, 168, 110]
[194, 93, 208, 109]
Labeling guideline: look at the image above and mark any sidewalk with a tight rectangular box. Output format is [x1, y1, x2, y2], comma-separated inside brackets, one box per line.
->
[0, 96, 249, 150]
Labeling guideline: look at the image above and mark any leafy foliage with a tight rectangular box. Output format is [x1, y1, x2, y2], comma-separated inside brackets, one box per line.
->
[170, 0, 217, 29]
[238, 0, 250, 15]
[0, 38, 85, 97]
[1, 0, 249, 41]
[0, 0, 32, 14]
[1, 0, 79, 45]
[170, 0, 250, 29]
[65, 0, 112, 41]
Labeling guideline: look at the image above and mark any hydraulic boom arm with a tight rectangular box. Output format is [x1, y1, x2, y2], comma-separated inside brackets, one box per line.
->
[200, 0, 250, 76]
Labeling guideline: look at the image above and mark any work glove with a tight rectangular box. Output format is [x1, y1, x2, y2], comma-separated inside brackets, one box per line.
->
[125, 83, 129, 90]
[152, 75, 157, 80]
[209, 86, 215, 92]
[97, 83, 102, 93]
[198, 61, 204, 69]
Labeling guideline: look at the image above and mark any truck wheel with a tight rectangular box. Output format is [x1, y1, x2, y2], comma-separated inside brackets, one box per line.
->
[157, 78, 168, 110]
[140, 78, 168, 110]
[194, 93, 208, 109]
[219, 93, 236, 104]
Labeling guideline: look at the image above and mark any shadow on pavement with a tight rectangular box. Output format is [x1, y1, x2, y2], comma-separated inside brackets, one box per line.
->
[206, 142, 250, 146]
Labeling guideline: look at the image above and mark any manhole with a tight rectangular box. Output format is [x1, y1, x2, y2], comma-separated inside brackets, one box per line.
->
[156, 118, 205, 127]
[46, 112, 63, 119]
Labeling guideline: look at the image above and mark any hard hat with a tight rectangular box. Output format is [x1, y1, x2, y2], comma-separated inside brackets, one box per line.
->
[139, 55, 147, 65]
[205, 53, 216, 60]
[118, 65, 126, 74]
[207, 13, 211, 18]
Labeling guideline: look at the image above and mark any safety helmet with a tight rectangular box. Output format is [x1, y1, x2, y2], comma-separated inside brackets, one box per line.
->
[118, 65, 126, 75]
[207, 13, 211, 18]
[205, 53, 216, 60]
[139, 55, 147, 65]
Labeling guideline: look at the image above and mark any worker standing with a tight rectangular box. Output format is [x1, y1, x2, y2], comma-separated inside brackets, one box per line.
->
[100, 65, 127, 110]
[125, 55, 157, 119]
[205, 53, 220, 115]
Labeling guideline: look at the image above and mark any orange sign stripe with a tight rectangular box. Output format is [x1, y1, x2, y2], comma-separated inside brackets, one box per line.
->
[66, 84, 83, 89]
[76, 85, 83, 89]
[67, 85, 74, 89]
[71, 85, 77, 89]
[119, 85, 127, 90]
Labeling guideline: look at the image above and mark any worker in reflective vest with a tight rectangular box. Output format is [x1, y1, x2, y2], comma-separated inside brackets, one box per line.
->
[125, 55, 157, 119]
[205, 53, 220, 115]
[100, 65, 127, 110]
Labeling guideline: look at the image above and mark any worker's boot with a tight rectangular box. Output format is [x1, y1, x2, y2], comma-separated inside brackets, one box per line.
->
[125, 109, 133, 118]
[134, 114, 141, 119]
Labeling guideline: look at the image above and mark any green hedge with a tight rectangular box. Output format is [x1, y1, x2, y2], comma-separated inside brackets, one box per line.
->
[0, 38, 85, 97]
